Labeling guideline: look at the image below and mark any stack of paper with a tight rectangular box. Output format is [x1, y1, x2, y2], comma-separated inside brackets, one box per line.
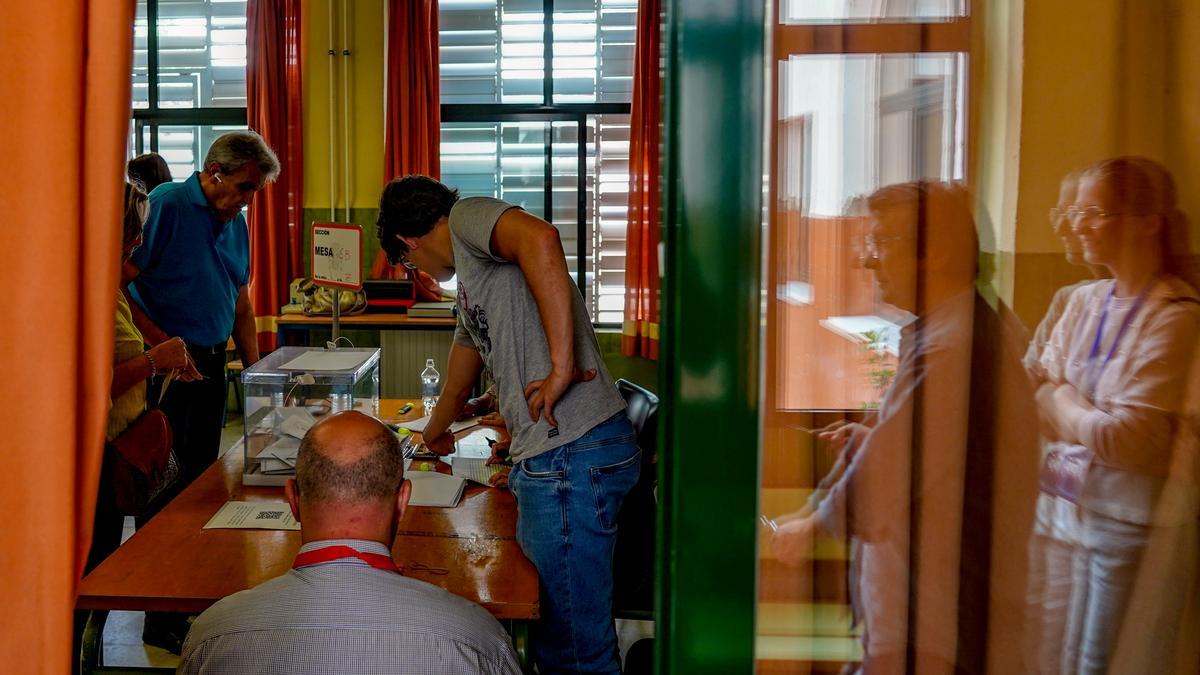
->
[406, 471, 466, 508]
[258, 436, 301, 474]
[408, 301, 456, 318]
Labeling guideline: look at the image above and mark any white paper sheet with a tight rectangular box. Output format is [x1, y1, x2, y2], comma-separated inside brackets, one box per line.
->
[276, 408, 317, 439]
[454, 428, 497, 459]
[279, 350, 374, 372]
[263, 436, 301, 459]
[203, 501, 300, 530]
[395, 415, 482, 434]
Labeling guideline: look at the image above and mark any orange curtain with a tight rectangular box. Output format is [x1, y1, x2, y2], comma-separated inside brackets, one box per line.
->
[622, 0, 663, 360]
[377, 0, 442, 285]
[383, 0, 440, 181]
[0, 1, 132, 669]
[247, 0, 304, 353]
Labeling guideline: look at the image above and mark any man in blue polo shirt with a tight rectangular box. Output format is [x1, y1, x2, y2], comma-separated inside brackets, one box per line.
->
[128, 130, 278, 490]
[127, 131, 278, 652]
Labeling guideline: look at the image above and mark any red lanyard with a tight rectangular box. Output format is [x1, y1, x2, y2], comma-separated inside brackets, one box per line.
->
[292, 545, 400, 574]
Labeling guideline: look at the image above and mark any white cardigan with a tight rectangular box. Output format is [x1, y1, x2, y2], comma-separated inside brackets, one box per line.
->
[1039, 276, 1200, 524]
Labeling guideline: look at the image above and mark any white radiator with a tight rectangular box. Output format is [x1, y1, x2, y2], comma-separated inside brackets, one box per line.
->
[380, 330, 456, 398]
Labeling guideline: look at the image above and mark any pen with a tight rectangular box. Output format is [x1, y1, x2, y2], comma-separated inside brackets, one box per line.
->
[398, 403, 414, 415]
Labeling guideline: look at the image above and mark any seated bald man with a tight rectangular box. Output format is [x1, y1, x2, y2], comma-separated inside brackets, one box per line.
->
[179, 411, 521, 675]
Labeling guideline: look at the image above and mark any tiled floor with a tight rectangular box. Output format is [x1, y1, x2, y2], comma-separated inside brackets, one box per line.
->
[95, 414, 245, 669]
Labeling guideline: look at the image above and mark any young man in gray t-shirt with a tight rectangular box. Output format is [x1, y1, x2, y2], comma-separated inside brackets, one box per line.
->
[376, 175, 639, 674]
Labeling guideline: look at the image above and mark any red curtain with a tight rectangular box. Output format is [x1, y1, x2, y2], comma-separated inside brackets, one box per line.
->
[383, 0, 440, 180]
[622, 0, 663, 360]
[376, 0, 442, 284]
[247, 0, 304, 353]
[0, 1, 131, 668]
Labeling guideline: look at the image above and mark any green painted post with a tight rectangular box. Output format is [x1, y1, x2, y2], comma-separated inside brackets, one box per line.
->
[656, 1, 766, 673]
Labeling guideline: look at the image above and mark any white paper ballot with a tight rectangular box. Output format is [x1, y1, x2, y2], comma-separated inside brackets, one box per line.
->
[396, 415, 482, 434]
[405, 471, 466, 508]
[276, 408, 317, 439]
[454, 429, 496, 459]
[279, 349, 374, 372]
[263, 436, 301, 459]
[204, 501, 300, 530]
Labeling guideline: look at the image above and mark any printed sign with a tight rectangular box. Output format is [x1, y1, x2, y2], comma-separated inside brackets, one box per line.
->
[310, 222, 362, 290]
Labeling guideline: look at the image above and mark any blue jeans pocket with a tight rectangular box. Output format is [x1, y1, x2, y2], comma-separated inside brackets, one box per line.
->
[589, 448, 642, 531]
[518, 448, 564, 480]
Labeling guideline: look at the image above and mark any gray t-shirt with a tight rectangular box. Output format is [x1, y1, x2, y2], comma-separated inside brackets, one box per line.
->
[449, 197, 626, 462]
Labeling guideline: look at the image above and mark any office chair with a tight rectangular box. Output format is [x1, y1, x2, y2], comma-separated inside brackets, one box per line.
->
[612, 378, 659, 621]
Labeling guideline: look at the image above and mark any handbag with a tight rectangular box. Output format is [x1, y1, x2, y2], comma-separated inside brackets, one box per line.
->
[107, 409, 181, 516]
[1039, 441, 1092, 503]
[298, 279, 368, 316]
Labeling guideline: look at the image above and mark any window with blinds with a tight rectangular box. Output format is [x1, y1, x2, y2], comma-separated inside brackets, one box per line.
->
[132, 0, 249, 180]
[439, 0, 637, 324]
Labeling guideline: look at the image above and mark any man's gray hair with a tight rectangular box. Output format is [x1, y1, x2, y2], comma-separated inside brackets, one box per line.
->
[295, 419, 405, 502]
[203, 130, 281, 181]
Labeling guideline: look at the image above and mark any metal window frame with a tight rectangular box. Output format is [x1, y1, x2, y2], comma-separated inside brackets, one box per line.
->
[131, 0, 249, 157]
[440, 0, 632, 323]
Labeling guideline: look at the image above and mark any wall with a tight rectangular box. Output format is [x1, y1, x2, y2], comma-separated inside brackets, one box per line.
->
[301, 0, 386, 281]
[975, 0, 1197, 330]
[971, 0, 1022, 304]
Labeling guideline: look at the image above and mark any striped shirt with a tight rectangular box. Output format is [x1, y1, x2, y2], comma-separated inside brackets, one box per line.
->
[179, 539, 521, 674]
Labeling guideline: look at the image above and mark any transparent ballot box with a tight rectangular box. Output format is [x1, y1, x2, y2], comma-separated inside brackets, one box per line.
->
[241, 346, 381, 486]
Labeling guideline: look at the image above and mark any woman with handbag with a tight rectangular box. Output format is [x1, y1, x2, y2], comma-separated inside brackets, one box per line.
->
[1036, 157, 1200, 674]
[88, 183, 195, 571]
[75, 183, 199, 669]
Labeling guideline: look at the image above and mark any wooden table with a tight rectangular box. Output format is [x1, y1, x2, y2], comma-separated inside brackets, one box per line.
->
[77, 400, 536, 670]
[276, 312, 456, 346]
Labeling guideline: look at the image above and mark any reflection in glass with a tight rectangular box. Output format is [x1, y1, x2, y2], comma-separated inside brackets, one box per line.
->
[774, 53, 965, 411]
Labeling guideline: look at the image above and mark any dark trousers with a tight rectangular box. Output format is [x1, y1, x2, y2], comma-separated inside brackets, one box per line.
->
[152, 343, 227, 491]
[141, 342, 227, 642]
[72, 456, 125, 673]
[137, 344, 225, 528]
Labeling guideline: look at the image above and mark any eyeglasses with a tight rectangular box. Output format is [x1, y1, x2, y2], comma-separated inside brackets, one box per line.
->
[386, 246, 419, 271]
[863, 234, 910, 257]
[1055, 205, 1125, 222]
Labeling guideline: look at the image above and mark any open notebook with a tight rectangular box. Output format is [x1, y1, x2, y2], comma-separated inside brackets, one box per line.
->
[405, 471, 466, 508]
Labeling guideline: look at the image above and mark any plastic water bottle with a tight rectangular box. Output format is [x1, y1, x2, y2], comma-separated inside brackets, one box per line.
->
[421, 358, 440, 416]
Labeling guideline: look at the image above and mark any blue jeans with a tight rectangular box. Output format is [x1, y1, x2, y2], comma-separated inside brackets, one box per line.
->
[509, 412, 641, 675]
[1061, 512, 1191, 675]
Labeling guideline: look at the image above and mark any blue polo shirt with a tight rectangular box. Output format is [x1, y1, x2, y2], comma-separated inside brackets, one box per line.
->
[129, 172, 250, 346]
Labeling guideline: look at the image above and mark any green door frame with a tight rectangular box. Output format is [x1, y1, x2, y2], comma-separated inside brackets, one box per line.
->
[657, 1, 766, 672]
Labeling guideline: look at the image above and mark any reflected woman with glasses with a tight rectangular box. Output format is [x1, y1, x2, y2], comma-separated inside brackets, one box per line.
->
[1023, 170, 1107, 674]
[1035, 157, 1200, 674]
